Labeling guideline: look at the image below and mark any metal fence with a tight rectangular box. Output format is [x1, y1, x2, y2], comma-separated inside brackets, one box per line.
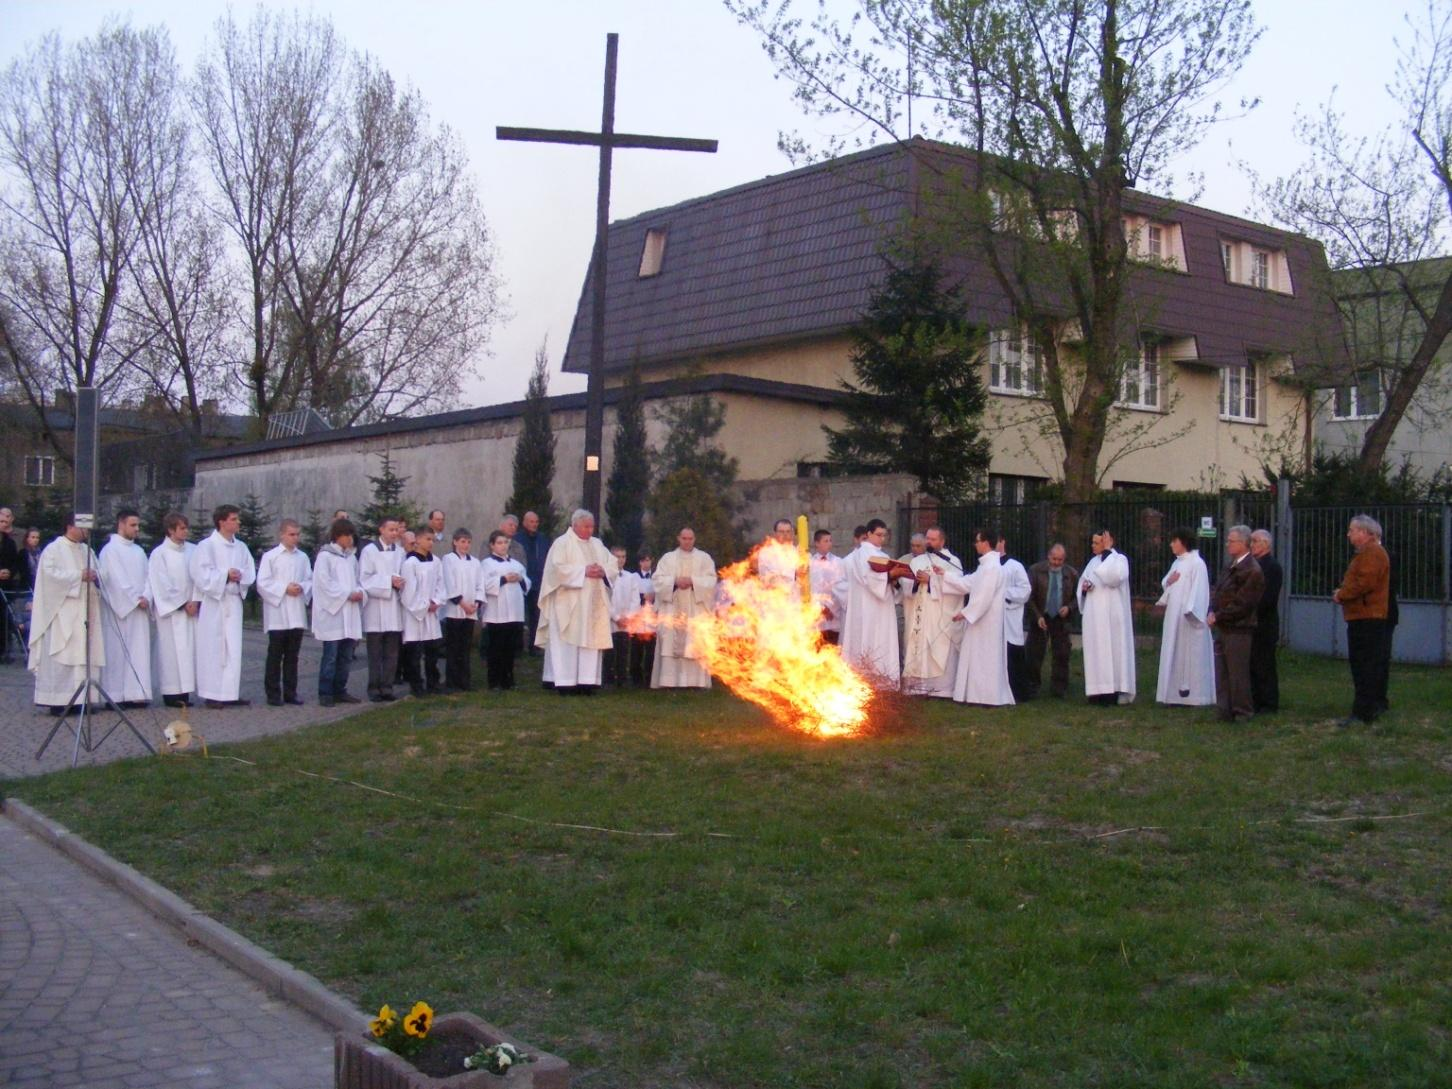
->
[1288, 504, 1449, 601]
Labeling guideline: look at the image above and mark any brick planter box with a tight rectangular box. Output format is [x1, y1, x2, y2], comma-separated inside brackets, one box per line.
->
[335, 1012, 571, 1089]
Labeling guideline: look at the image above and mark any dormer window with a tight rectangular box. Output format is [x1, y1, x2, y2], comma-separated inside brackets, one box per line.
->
[1221, 239, 1293, 294]
[1123, 214, 1185, 270]
[638, 227, 667, 278]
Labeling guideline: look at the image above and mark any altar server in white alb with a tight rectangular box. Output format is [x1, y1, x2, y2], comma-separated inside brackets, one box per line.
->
[359, 517, 407, 702]
[190, 504, 257, 707]
[440, 529, 480, 692]
[1155, 528, 1215, 706]
[256, 519, 313, 706]
[942, 529, 1014, 706]
[311, 518, 365, 706]
[807, 530, 846, 646]
[148, 511, 198, 708]
[997, 537, 1034, 702]
[400, 527, 447, 696]
[29, 515, 104, 713]
[97, 508, 153, 707]
[479, 529, 531, 690]
[534, 509, 618, 692]
[1078, 528, 1136, 705]
[651, 526, 717, 689]
[837, 518, 901, 688]
[901, 526, 965, 698]
[757, 518, 800, 590]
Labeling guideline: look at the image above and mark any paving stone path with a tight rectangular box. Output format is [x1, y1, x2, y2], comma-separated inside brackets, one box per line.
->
[1, 628, 379, 1088]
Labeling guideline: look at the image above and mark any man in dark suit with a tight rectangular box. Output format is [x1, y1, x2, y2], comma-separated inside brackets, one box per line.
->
[1026, 542, 1079, 698]
[1208, 525, 1265, 723]
[1248, 528, 1282, 712]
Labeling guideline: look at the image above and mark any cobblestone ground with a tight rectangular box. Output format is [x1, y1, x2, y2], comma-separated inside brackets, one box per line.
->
[0, 817, 334, 1088]
[0, 628, 380, 1088]
[0, 627, 373, 779]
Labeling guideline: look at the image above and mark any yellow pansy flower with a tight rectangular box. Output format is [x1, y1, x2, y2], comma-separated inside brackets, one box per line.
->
[404, 1001, 433, 1038]
[370, 1004, 397, 1038]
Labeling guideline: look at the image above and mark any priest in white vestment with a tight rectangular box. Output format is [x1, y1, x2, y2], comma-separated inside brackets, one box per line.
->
[534, 509, 619, 690]
[943, 531, 1014, 706]
[1077, 529, 1137, 704]
[807, 530, 846, 646]
[148, 512, 198, 707]
[836, 519, 900, 688]
[29, 518, 104, 711]
[1155, 529, 1215, 705]
[97, 509, 153, 705]
[190, 505, 257, 706]
[901, 527, 965, 698]
[757, 518, 800, 590]
[651, 527, 717, 689]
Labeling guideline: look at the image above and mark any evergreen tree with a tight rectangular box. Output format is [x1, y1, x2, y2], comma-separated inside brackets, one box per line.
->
[825, 259, 990, 503]
[604, 368, 651, 557]
[299, 507, 327, 555]
[358, 451, 422, 542]
[236, 493, 273, 562]
[648, 467, 742, 566]
[508, 342, 558, 535]
[655, 393, 739, 495]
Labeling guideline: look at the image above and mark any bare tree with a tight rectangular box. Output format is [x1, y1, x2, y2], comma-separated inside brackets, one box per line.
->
[0, 23, 177, 457]
[1256, 1, 1452, 473]
[193, 9, 499, 430]
[728, 0, 1259, 502]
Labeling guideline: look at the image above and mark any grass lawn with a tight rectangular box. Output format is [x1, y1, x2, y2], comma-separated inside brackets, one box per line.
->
[6, 650, 1452, 1088]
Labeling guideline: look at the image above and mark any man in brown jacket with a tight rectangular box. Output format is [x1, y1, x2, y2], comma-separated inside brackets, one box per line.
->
[1026, 543, 1079, 698]
[1208, 525, 1265, 723]
[1332, 514, 1391, 724]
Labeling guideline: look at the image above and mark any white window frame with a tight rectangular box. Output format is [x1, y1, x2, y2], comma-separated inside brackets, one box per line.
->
[1118, 341, 1161, 411]
[638, 227, 667, 278]
[1332, 371, 1382, 420]
[24, 454, 55, 487]
[1219, 360, 1260, 422]
[1251, 249, 1270, 290]
[988, 330, 1044, 396]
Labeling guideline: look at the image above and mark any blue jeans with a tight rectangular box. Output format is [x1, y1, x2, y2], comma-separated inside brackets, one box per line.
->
[319, 638, 356, 698]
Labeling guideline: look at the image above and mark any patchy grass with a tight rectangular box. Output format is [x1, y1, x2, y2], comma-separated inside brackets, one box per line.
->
[6, 651, 1452, 1088]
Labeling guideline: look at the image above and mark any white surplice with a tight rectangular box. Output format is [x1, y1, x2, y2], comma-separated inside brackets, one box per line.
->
[401, 553, 446, 643]
[478, 554, 530, 623]
[311, 544, 363, 642]
[1155, 550, 1215, 705]
[28, 536, 104, 707]
[441, 552, 480, 621]
[1077, 548, 1137, 702]
[256, 544, 313, 631]
[190, 530, 256, 702]
[901, 549, 965, 698]
[97, 533, 153, 703]
[651, 546, 717, 689]
[534, 531, 618, 687]
[837, 541, 900, 688]
[1001, 556, 1032, 647]
[946, 549, 1014, 706]
[148, 538, 196, 697]
[358, 541, 405, 633]
[808, 551, 846, 636]
[757, 544, 799, 591]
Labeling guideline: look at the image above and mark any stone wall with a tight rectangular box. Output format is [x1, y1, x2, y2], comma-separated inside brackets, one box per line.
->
[737, 473, 922, 547]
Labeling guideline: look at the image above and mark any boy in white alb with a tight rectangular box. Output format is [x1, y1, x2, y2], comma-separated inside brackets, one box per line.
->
[311, 518, 365, 705]
[605, 545, 639, 687]
[441, 528, 480, 692]
[190, 504, 257, 707]
[479, 530, 530, 690]
[256, 518, 313, 706]
[400, 527, 447, 696]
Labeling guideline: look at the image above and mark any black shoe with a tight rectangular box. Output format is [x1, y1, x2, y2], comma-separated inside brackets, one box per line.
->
[369, 694, 388, 703]
[319, 696, 335, 707]
[266, 697, 284, 707]
[335, 693, 362, 704]
[162, 696, 186, 708]
[204, 699, 227, 709]
[378, 689, 396, 702]
[285, 696, 304, 706]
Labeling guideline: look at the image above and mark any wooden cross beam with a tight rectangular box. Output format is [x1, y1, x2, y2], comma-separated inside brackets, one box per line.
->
[497, 33, 718, 521]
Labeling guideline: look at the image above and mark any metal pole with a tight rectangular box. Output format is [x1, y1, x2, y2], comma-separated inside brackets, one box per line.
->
[582, 34, 618, 520]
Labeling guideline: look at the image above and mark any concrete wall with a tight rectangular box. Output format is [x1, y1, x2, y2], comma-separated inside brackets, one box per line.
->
[737, 473, 921, 550]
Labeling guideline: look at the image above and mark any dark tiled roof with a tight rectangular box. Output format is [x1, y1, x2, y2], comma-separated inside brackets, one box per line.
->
[562, 139, 1349, 376]
[194, 373, 848, 461]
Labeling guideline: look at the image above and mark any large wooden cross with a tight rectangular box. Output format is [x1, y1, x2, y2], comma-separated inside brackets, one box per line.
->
[498, 33, 718, 519]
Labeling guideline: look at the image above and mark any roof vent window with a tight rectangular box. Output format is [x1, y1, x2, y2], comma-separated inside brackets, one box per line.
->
[638, 228, 667, 278]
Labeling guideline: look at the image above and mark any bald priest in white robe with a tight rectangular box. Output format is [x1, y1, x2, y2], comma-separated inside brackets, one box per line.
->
[651, 527, 718, 689]
[901, 526, 966, 698]
[149, 512, 198, 708]
[190, 504, 257, 707]
[1155, 529, 1215, 706]
[534, 509, 619, 690]
[29, 519, 105, 712]
[943, 531, 1014, 706]
[1078, 528, 1137, 705]
[836, 519, 901, 688]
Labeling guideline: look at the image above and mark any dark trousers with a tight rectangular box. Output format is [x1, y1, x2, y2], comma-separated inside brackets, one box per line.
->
[485, 621, 522, 689]
[1249, 616, 1279, 712]
[604, 632, 630, 687]
[1214, 628, 1255, 721]
[264, 628, 305, 700]
[1007, 642, 1029, 702]
[442, 618, 473, 691]
[1346, 619, 1386, 722]
[365, 631, 401, 697]
[1026, 616, 1071, 697]
[1377, 622, 1396, 712]
[820, 630, 840, 646]
[525, 590, 541, 655]
[629, 635, 655, 686]
[318, 639, 355, 699]
[401, 637, 443, 694]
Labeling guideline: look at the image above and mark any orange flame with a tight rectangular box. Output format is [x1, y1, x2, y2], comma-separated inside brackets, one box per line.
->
[683, 539, 872, 739]
[618, 602, 659, 638]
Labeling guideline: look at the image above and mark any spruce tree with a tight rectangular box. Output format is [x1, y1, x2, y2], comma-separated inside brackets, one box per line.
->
[825, 258, 990, 502]
[649, 392, 745, 561]
[299, 508, 327, 555]
[604, 368, 651, 557]
[358, 451, 422, 542]
[508, 342, 558, 535]
[236, 493, 273, 562]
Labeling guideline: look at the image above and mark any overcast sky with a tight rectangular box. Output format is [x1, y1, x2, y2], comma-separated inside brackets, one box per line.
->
[3, 0, 1428, 406]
